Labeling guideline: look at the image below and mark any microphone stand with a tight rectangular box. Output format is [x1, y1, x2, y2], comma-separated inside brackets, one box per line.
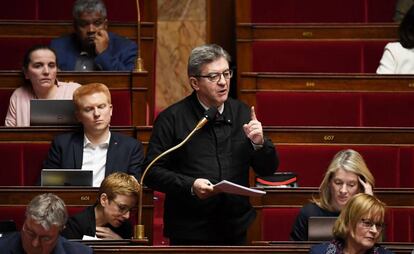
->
[134, 108, 217, 240]
[134, 0, 145, 72]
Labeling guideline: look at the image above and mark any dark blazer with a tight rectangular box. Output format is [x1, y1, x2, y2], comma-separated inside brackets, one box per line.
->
[0, 232, 93, 254]
[61, 205, 132, 239]
[50, 32, 137, 71]
[43, 131, 144, 180]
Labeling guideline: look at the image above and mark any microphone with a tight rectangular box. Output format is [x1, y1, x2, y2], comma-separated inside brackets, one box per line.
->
[134, 107, 218, 240]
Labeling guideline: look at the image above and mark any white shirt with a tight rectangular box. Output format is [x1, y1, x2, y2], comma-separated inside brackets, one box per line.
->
[82, 132, 111, 187]
[376, 42, 414, 74]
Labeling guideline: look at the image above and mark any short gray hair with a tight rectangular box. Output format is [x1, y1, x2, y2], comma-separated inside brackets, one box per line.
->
[73, 0, 107, 20]
[187, 44, 231, 77]
[26, 193, 68, 230]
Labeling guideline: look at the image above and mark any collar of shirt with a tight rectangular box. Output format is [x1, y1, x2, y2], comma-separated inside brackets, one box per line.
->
[196, 95, 224, 114]
[83, 131, 111, 149]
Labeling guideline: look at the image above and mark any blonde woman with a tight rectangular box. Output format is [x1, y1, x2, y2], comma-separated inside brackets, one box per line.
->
[62, 172, 140, 239]
[290, 149, 374, 241]
[310, 193, 392, 254]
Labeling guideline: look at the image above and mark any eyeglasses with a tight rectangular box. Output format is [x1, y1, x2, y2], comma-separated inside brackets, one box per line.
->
[195, 69, 233, 82]
[111, 199, 134, 215]
[360, 218, 384, 231]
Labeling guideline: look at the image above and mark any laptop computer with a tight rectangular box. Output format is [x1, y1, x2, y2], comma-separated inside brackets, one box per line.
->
[30, 99, 78, 126]
[308, 216, 337, 241]
[41, 169, 93, 187]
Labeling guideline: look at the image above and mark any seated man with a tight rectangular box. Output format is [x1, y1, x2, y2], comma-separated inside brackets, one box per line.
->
[43, 83, 144, 186]
[0, 193, 92, 254]
[62, 172, 140, 239]
[50, 0, 137, 71]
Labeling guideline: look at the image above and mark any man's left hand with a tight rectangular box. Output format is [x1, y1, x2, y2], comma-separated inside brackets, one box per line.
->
[243, 106, 264, 145]
[94, 30, 109, 54]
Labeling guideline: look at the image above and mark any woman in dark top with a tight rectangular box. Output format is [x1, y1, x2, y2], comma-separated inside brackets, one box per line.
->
[309, 193, 393, 254]
[62, 172, 140, 239]
[290, 149, 375, 241]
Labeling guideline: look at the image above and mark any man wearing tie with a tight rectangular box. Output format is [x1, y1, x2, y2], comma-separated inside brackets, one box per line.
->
[144, 44, 279, 245]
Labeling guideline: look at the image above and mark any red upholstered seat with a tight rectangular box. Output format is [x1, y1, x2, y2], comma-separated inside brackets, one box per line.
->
[110, 90, 132, 126]
[277, 145, 402, 188]
[363, 41, 390, 73]
[1, 0, 141, 22]
[250, 0, 364, 23]
[256, 91, 361, 127]
[366, 0, 396, 23]
[252, 41, 363, 73]
[0, 144, 23, 186]
[261, 208, 300, 241]
[385, 208, 414, 242]
[0, 90, 14, 125]
[362, 92, 414, 127]
[0, 38, 52, 70]
[22, 143, 51, 186]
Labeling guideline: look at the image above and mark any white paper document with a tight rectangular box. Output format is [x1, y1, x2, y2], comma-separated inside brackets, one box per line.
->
[213, 180, 266, 197]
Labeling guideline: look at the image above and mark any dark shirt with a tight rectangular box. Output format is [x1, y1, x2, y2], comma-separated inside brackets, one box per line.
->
[61, 205, 133, 239]
[144, 92, 278, 242]
[290, 202, 340, 241]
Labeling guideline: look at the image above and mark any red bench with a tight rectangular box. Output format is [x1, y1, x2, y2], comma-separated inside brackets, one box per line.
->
[250, 40, 388, 73]
[240, 0, 395, 23]
[256, 91, 414, 127]
[276, 145, 409, 188]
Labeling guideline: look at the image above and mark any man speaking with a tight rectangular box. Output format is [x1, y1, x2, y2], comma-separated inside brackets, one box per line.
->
[144, 44, 278, 245]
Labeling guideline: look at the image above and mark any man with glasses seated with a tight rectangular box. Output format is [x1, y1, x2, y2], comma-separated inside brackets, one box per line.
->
[61, 172, 140, 239]
[144, 44, 278, 245]
[0, 193, 92, 254]
[50, 0, 137, 71]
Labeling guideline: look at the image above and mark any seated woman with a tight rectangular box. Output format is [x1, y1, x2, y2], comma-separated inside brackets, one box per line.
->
[290, 149, 374, 241]
[61, 172, 140, 239]
[5, 45, 81, 126]
[309, 193, 393, 254]
[377, 5, 414, 74]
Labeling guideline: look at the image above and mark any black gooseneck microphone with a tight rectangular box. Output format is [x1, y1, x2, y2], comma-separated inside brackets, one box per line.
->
[134, 107, 218, 240]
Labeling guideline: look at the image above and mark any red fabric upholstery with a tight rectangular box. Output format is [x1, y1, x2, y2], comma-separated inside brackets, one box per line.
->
[252, 41, 363, 73]
[0, 144, 23, 186]
[0, 90, 14, 125]
[363, 41, 390, 73]
[0, 207, 26, 230]
[250, 0, 365, 23]
[277, 145, 402, 188]
[399, 147, 414, 188]
[262, 208, 300, 241]
[0, 0, 37, 20]
[22, 143, 51, 186]
[153, 191, 169, 245]
[366, 0, 396, 23]
[110, 90, 132, 126]
[385, 208, 414, 242]
[1, 0, 141, 22]
[361, 92, 414, 127]
[0, 38, 52, 70]
[256, 91, 361, 126]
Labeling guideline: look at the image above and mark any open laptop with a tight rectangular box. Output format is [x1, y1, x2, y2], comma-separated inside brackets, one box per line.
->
[41, 169, 93, 187]
[308, 216, 337, 241]
[30, 99, 78, 126]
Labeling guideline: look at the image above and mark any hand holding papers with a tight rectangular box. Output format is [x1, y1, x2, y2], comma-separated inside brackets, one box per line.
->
[213, 180, 266, 197]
